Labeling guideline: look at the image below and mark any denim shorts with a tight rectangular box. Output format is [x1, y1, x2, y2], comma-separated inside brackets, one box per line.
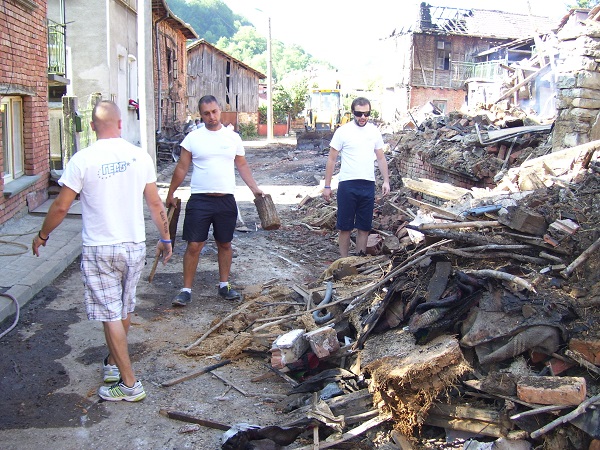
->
[336, 180, 375, 231]
[182, 194, 237, 243]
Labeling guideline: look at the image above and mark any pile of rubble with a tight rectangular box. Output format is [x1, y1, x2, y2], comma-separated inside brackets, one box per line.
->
[159, 114, 599, 448]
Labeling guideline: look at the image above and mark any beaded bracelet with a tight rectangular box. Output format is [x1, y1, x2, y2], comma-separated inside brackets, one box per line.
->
[38, 231, 49, 241]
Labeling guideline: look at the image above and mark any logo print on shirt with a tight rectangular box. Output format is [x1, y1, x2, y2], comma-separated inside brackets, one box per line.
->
[98, 160, 131, 179]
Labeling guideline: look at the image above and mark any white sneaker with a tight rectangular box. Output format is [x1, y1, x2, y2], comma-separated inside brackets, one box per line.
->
[98, 380, 146, 402]
[102, 356, 120, 383]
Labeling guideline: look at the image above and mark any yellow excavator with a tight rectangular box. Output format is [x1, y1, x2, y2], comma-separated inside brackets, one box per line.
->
[297, 89, 348, 150]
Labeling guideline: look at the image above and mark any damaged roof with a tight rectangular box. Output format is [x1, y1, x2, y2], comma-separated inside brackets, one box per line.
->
[396, 3, 557, 40]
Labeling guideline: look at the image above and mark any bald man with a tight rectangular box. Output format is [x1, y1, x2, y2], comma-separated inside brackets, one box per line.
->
[32, 100, 172, 402]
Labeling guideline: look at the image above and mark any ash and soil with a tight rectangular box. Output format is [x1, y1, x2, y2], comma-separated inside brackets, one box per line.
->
[0, 140, 340, 449]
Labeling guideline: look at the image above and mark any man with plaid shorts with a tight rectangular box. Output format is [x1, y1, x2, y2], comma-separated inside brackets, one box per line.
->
[166, 95, 263, 306]
[32, 100, 172, 402]
[323, 97, 390, 257]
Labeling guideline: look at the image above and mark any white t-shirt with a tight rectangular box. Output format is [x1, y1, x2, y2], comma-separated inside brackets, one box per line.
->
[180, 126, 245, 194]
[330, 121, 384, 182]
[58, 138, 156, 246]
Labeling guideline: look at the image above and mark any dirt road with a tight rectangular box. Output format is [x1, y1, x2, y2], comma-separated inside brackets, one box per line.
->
[0, 140, 340, 449]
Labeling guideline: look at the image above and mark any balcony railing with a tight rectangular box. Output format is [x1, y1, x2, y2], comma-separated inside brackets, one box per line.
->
[452, 61, 505, 85]
[47, 19, 66, 76]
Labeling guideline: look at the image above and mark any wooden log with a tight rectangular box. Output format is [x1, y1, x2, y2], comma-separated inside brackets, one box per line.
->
[148, 201, 178, 283]
[254, 194, 281, 230]
[159, 408, 230, 430]
[418, 220, 500, 230]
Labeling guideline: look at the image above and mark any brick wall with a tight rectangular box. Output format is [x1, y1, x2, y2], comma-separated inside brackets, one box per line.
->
[0, 0, 50, 225]
[394, 148, 486, 204]
[410, 86, 467, 113]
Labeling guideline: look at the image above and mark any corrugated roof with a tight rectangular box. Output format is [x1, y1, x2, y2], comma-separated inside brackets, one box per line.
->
[152, 0, 198, 40]
[412, 4, 557, 39]
[187, 39, 266, 79]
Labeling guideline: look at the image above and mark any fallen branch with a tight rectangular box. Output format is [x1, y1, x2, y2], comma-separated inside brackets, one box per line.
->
[160, 359, 232, 387]
[159, 408, 230, 430]
[210, 370, 249, 396]
[464, 269, 536, 292]
[565, 349, 600, 378]
[510, 404, 572, 420]
[418, 220, 500, 230]
[439, 246, 547, 265]
[530, 394, 600, 439]
[560, 236, 600, 278]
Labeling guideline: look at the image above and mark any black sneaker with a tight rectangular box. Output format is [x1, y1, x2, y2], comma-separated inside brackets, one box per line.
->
[218, 284, 241, 300]
[172, 290, 191, 306]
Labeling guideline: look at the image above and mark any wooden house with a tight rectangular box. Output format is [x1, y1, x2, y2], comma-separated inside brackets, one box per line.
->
[381, 4, 556, 118]
[187, 39, 265, 130]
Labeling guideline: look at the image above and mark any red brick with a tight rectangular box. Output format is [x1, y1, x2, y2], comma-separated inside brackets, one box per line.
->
[569, 338, 600, 365]
[517, 376, 586, 405]
[589, 439, 600, 450]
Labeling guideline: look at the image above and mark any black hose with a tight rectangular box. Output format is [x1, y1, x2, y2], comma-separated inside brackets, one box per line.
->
[313, 281, 334, 324]
[0, 292, 20, 338]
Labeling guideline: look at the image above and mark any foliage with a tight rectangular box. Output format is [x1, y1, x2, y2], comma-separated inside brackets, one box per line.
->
[167, 0, 333, 82]
[237, 122, 257, 140]
[568, 0, 600, 7]
[258, 105, 287, 125]
[167, 0, 251, 43]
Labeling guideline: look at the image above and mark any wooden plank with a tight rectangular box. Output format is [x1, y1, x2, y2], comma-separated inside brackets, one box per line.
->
[403, 177, 471, 201]
[405, 197, 462, 220]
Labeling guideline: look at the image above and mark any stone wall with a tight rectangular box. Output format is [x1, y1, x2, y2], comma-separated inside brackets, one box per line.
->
[553, 26, 600, 149]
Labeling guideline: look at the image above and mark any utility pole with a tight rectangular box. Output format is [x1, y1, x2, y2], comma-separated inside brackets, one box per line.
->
[267, 16, 274, 142]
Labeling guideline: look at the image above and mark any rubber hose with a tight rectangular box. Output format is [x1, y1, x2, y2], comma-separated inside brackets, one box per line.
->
[0, 292, 20, 338]
[313, 281, 333, 324]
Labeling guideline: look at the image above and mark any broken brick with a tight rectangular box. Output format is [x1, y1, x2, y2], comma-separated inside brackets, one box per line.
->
[569, 338, 600, 365]
[517, 376, 586, 405]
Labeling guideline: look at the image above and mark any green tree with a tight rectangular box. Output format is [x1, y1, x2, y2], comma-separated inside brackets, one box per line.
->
[167, 0, 250, 43]
[568, 0, 600, 7]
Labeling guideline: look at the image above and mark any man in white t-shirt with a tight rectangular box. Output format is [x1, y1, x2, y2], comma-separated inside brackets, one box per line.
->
[166, 95, 263, 306]
[323, 97, 390, 257]
[32, 100, 172, 402]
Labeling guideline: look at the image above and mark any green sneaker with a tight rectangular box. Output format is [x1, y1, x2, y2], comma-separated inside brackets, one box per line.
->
[98, 380, 146, 402]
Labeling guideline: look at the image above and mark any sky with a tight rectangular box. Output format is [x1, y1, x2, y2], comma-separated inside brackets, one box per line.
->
[222, 0, 572, 76]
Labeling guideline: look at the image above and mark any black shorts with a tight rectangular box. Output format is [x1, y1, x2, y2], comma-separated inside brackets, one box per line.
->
[182, 194, 237, 243]
[336, 180, 375, 231]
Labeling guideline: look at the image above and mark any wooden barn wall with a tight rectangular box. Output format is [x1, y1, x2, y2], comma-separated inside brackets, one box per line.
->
[153, 16, 188, 133]
[187, 44, 260, 117]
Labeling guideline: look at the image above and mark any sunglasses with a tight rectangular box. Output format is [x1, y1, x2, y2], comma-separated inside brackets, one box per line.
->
[353, 110, 370, 117]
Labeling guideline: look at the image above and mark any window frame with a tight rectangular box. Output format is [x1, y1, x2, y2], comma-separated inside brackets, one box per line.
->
[1, 96, 25, 183]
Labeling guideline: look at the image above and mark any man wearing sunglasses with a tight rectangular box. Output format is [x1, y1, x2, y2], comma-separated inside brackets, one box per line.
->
[323, 97, 390, 257]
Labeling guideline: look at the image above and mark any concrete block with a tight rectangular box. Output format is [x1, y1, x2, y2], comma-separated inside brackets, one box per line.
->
[270, 329, 309, 369]
[517, 376, 586, 405]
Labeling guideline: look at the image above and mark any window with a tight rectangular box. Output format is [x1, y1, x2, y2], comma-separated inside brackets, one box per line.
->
[128, 55, 138, 102]
[1, 97, 25, 183]
[436, 40, 451, 70]
[432, 100, 447, 114]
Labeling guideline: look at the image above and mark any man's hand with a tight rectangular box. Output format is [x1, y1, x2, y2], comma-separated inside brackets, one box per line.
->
[322, 186, 332, 202]
[381, 182, 390, 197]
[32, 234, 47, 257]
[156, 241, 173, 264]
[165, 194, 178, 209]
